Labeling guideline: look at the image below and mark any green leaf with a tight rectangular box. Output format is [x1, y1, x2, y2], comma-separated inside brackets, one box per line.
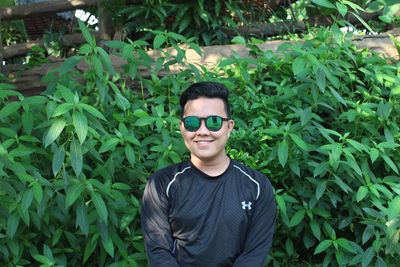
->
[336, 2, 348, 16]
[350, 11, 375, 33]
[310, 220, 321, 240]
[9, 145, 35, 158]
[387, 196, 400, 220]
[312, 0, 335, 9]
[22, 112, 34, 135]
[314, 240, 333, 254]
[289, 133, 309, 151]
[70, 138, 83, 177]
[125, 144, 136, 166]
[52, 145, 65, 176]
[33, 254, 52, 264]
[126, 136, 141, 146]
[289, 162, 300, 176]
[18, 206, 30, 226]
[337, 238, 356, 253]
[102, 237, 114, 257]
[275, 194, 287, 216]
[278, 140, 289, 167]
[316, 181, 327, 200]
[115, 93, 130, 111]
[73, 111, 88, 144]
[92, 55, 103, 78]
[44, 119, 66, 147]
[83, 234, 99, 263]
[52, 103, 74, 117]
[333, 175, 352, 193]
[362, 225, 374, 244]
[356, 186, 368, 202]
[79, 103, 107, 121]
[331, 143, 342, 163]
[78, 20, 95, 46]
[76, 200, 89, 236]
[66, 182, 85, 208]
[113, 183, 131, 190]
[369, 148, 379, 163]
[96, 47, 115, 75]
[91, 192, 108, 224]
[7, 213, 19, 239]
[134, 116, 156, 126]
[59, 55, 82, 74]
[347, 139, 366, 152]
[32, 182, 43, 203]
[344, 155, 362, 176]
[329, 87, 347, 106]
[361, 247, 374, 267]
[99, 138, 120, 153]
[292, 58, 306, 75]
[153, 34, 166, 49]
[231, 36, 246, 44]
[57, 84, 75, 103]
[0, 102, 21, 120]
[21, 95, 47, 105]
[289, 210, 305, 227]
[315, 68, 326, 92]
[391, 84, 400, 96]
[21, 189, 34, 210]
[381, 154, 399, 174]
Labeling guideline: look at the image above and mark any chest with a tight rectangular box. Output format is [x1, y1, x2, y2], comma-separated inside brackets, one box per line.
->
[168, 174, 257, 236]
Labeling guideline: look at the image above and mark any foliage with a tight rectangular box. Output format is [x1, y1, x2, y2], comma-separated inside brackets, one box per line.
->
[1, 22, 400, 267]
[114, 0, 399, 46]
[222, 28, 400, 266]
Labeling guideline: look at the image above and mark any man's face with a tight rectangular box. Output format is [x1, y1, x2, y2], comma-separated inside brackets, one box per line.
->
[180, 97, 234, 163]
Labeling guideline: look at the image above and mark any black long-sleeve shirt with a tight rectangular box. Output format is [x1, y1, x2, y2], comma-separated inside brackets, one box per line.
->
[141, 159, 276, 267]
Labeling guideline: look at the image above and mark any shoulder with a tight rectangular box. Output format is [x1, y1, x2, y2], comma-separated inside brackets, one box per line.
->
[149, 162, 191, 182]
[231, 160, 274, 196]
[147, 162, 192, 191]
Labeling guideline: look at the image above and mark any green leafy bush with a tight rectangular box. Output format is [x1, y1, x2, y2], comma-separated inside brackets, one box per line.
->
[1, 23, 399, 266]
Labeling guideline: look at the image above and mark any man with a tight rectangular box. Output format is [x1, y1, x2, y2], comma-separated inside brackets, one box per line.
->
[141, 81, 276, 267]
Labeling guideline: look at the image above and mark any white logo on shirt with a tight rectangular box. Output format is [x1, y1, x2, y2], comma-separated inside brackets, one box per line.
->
[241, 201, 252, 210]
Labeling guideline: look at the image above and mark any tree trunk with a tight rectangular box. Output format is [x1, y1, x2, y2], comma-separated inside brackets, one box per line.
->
[0, 17, 3, 72]
[97, 1, 114, 40]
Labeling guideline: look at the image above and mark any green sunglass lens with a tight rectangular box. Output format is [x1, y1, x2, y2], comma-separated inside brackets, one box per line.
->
[184, 117, 200, 131]
[206, 116, 223, 131]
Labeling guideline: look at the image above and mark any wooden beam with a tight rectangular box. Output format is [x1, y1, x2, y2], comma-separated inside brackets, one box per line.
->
[0, 0, 142, 21]
[0, 0, 99, 21]
[3, 32, 102, 59]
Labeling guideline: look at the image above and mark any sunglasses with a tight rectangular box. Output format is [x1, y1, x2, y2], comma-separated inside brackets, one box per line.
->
[182, 115, 229, 132]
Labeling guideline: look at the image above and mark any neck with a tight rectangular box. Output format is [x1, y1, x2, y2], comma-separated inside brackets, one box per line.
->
[191, 154, 230, 177]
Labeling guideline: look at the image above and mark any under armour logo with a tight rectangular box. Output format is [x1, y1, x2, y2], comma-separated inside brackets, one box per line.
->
[242, 201, 252, 210]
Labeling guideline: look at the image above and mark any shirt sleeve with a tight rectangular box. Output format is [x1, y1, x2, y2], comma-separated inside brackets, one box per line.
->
[233, 177, 277, 267]
[141, 173, 180, 267]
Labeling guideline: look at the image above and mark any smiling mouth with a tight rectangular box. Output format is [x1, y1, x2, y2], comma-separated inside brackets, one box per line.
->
[194, 140, 214, 144]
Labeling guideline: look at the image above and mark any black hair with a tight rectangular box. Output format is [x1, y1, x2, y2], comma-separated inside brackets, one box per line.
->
[180, 81, 231, 118]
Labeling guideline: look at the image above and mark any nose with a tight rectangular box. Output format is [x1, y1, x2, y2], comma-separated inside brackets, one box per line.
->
[196, 119, 210, 135]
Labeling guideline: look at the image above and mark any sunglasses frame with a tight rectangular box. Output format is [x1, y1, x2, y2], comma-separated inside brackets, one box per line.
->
[181, 115, 230, 132]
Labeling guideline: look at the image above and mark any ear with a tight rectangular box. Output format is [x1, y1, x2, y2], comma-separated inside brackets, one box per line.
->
[227, 119, 235, 135]
[179, 120, 185, 134]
